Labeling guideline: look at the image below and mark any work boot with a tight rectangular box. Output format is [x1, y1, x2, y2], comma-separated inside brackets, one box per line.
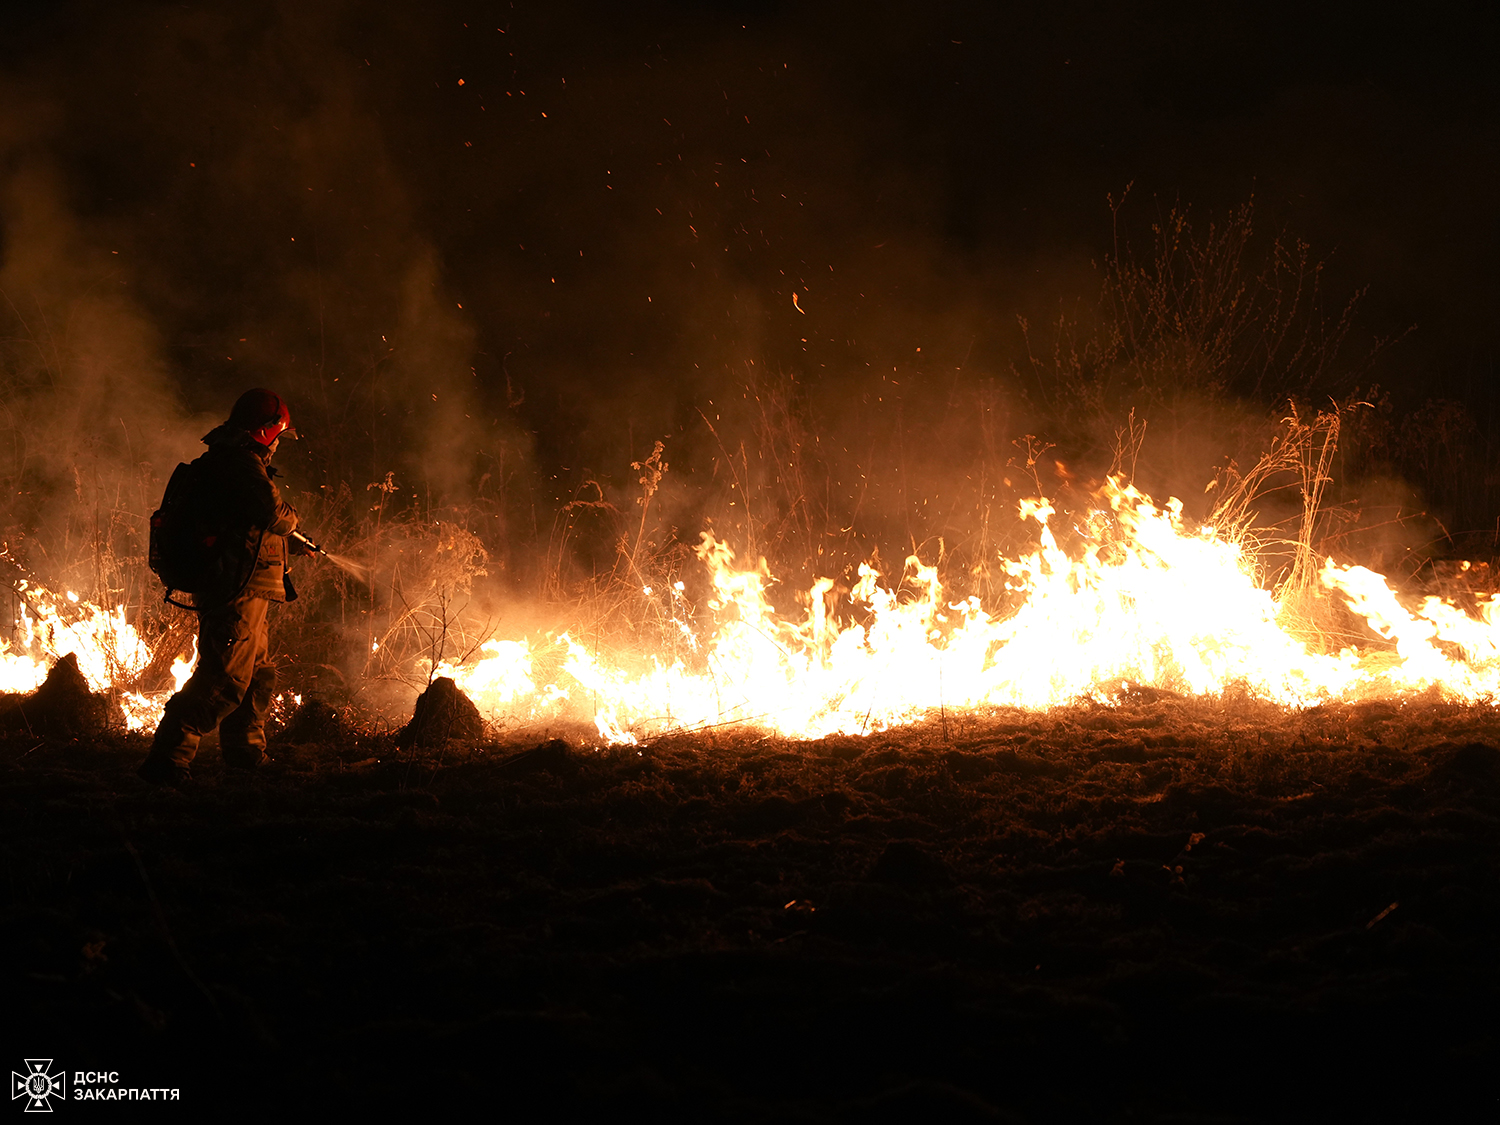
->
[136, 757, 191, 787]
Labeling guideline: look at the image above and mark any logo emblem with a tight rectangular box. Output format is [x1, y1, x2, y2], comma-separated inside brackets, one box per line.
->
[11, 1061, 65, 1112]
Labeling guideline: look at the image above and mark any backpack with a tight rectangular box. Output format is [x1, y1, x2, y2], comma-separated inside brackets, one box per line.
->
[148, 461, 218, 609]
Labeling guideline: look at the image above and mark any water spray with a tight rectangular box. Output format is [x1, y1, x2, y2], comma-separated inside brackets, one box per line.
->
[290, 530, 372, 584]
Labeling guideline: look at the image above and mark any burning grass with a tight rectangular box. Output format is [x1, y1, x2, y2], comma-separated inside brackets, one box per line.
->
[4, 695, 1496, 1117]
[413, 460, 1500, 746]
[0, 195, 1489, 749]
[7, 451, 1500, 750]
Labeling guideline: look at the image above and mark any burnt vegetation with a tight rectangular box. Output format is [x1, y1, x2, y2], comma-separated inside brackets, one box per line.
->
[4, 698, 1498, 1118]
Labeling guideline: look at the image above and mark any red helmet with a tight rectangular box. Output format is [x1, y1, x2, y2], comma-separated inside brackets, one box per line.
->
[228, 388, 297, 447]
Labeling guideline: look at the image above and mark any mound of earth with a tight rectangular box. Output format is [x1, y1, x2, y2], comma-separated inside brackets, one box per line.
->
[0, 652, 114, 736]
[396, 676, 482, 748]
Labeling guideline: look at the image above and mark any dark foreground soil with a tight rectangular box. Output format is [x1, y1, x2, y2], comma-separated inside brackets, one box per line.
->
[4, 696, 1499, 1121]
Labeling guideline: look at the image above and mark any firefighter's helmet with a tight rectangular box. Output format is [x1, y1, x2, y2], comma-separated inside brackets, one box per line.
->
[228, 388, 297, 447]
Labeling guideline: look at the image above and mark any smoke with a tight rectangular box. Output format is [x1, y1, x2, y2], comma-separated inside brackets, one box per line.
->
[0, 0, 1487, 685]
[0, 150, 205, 585]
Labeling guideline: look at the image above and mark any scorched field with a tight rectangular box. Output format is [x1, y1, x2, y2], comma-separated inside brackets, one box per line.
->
[4, 688, 1497, 1121]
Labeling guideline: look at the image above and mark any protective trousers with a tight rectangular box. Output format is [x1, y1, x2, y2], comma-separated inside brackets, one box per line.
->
[145, 596, 277, 771]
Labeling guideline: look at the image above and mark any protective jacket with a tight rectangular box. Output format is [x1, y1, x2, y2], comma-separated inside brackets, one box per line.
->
[194, 425, 299, 602]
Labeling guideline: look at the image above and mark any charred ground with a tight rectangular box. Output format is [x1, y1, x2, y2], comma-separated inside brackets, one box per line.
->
[4, 695, 1497, 1120]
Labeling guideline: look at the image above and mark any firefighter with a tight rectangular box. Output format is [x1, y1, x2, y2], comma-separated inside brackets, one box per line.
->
[137, 389, 303, 785]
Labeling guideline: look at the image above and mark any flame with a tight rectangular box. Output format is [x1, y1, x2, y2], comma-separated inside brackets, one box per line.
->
[441, 478, 1500, 742]
[0, 581, 187, 732]
[8, 477, 1500, 746]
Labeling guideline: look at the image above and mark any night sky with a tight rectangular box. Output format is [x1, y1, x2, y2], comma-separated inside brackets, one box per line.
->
[2, 1, 1498, 576]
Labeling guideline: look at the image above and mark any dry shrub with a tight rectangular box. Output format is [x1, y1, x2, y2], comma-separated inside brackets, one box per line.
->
[361, 522, 489, 683]
[1205, 405, 1357, 648]
[1338, 388, 1500, 554]
[539, 439, 704, 663]
[1022, 190, 1363, 449]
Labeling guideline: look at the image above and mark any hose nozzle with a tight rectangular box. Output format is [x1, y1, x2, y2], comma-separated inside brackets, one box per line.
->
[289, 529, 325, 555]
